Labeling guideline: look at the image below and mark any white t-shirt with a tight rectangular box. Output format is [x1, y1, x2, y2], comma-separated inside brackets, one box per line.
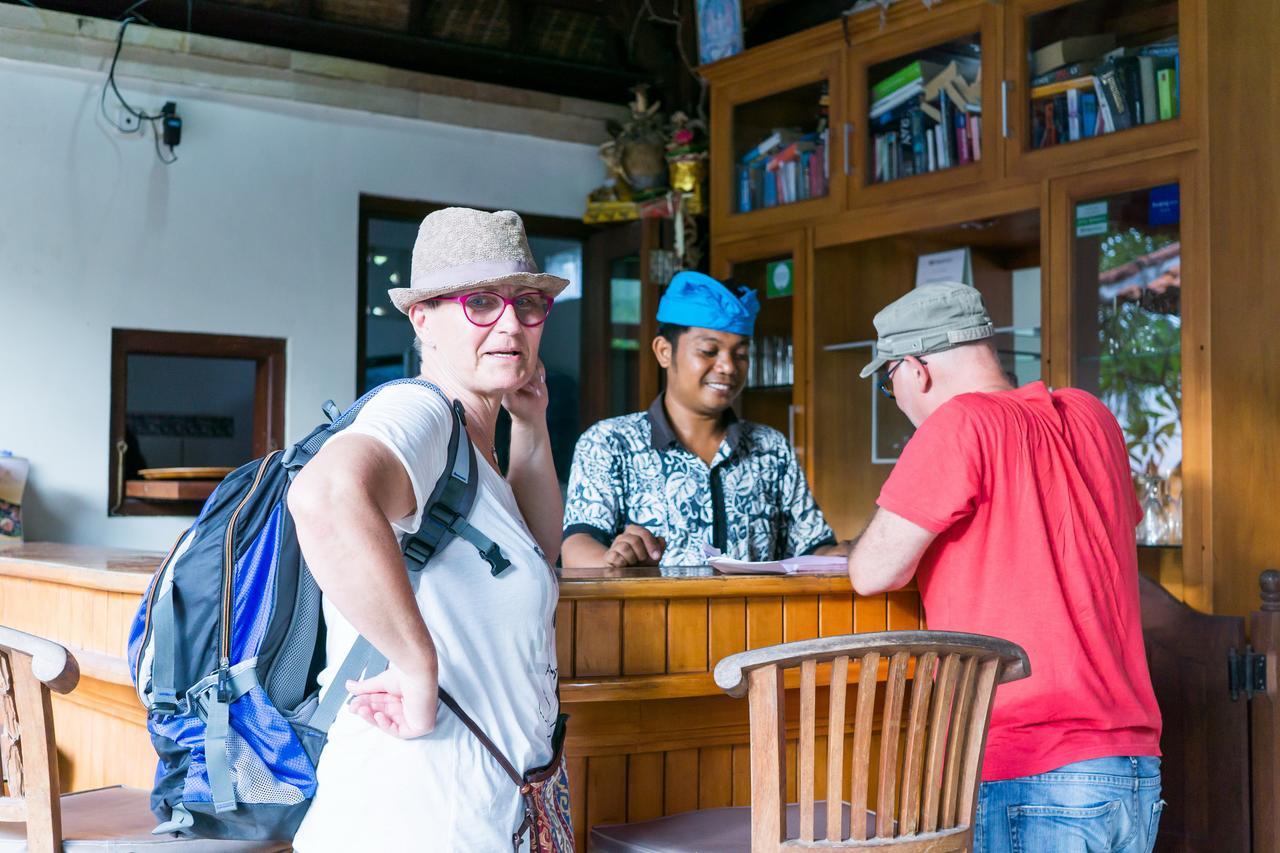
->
[293, 383, 559, 853]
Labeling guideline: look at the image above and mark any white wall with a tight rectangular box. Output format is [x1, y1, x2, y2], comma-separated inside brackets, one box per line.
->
[0, 57, 601, 550]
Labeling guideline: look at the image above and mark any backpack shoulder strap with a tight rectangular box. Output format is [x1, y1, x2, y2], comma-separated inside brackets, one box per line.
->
[402, 398, 511, 578]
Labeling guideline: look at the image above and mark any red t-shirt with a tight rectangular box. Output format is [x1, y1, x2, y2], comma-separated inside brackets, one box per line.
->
[877, 381, 1161, 781]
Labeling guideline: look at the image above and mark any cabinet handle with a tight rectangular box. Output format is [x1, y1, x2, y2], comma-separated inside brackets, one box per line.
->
[1001, 80, 1013, 139]
[787, 404, 798, 447]
[843, 121, 852, 176]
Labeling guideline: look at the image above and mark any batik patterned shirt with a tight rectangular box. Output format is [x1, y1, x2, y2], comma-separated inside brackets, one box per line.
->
[562, 395, 836, 566]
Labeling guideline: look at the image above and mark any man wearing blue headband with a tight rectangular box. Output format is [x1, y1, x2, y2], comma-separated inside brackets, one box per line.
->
[561, 271, 845, 567]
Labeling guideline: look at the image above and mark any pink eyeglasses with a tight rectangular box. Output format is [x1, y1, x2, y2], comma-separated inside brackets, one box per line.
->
[429, 291, 555, 327]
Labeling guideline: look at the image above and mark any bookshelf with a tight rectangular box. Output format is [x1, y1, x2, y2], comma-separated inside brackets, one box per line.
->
[702, 0, 1280, 621]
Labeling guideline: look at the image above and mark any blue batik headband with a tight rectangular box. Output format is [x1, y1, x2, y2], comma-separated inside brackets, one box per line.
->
[656, 271, 760, 336]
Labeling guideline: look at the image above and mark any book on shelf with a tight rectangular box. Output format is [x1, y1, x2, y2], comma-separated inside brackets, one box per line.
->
[1157, 68, 1175, 121]
[1031, 33, 1117, 77]
[1117, 56, 1145, 128]
[1092, 76, 1116, 133]
[1066, 87, 1081, 142]
[869, 79, 924, 120]
[1080, 91, 1099, 138]
[1030, 75, 1097, 101]
[736, 128, 828, 212]
[1095, 57, 1134, 131]
[867, 54, 983, 183]
[1031, 61, 1098, 88]
[871, 58, 944, 103]
[922, 60, 960, 102]
[740, 128, 804, 164]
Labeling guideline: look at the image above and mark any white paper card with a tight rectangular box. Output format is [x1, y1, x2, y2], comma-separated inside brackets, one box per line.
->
[915, 248, 973, 287]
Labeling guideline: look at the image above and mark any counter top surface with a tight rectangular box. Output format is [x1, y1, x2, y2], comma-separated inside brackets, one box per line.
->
[0, 543, 853, 598]
[0, 542, 163, 593]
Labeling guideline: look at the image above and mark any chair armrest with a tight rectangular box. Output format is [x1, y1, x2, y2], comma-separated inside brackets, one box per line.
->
[0, 626, 80, 694]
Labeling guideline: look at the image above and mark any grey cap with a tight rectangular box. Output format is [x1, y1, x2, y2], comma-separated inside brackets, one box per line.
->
[858, 282, 994, 378]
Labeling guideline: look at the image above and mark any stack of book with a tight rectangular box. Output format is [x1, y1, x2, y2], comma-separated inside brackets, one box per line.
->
[868, 51, 982, 184]
[1029, 35, 1179, 150]
[736, 127, 830, 213]
[734, 84, 829, 213]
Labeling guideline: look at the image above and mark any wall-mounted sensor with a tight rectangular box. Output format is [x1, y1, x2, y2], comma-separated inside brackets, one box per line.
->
[161, 101, 181, 148]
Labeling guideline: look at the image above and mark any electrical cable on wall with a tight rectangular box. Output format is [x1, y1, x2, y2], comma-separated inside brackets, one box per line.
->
[100, 15, 182, 164]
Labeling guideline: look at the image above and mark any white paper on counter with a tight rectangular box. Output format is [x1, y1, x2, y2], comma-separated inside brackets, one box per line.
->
[706, 552, 848, 576]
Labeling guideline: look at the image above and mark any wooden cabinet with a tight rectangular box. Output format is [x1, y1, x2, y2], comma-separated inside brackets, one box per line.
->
[703, 0, 1280, 617]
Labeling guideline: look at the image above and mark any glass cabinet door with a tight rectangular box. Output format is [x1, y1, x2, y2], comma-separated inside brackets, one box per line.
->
[710, 46, 846, 237]
[847, 2, 999, 207]
[712, 231, 808, 458]
[1005, 0, 1196, 178]
[1061, 170, 1189, 549]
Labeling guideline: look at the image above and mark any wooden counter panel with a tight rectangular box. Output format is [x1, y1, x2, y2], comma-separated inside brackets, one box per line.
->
[622, 600, 666, 675]
[709, 597, 747, 663]
[573, 600, 622, 677]
[666, 599, 708, 673]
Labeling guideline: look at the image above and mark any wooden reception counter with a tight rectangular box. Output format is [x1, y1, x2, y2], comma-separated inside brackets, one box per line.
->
[0, 544, 920, 848]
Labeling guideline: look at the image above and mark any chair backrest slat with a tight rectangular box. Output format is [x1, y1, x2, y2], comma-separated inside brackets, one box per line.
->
[749, 664, 787, 853]
[897, 651, 938, 835]
[956, 657, 1002, 826]
[716, 630, 1029, 851]
[825, 654, 849, 842]
[798, 659, 817, 842]
[920, 653, 962, 833]
[875, 651, 911, 838]
[848, 651, 879, 841]
[941, 655, 978, 829]
[0, 651, 23, 799]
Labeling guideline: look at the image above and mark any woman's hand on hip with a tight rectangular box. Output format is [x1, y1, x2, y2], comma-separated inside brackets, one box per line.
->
[502, 359, 549, 424]
[346, 664, 438, 738]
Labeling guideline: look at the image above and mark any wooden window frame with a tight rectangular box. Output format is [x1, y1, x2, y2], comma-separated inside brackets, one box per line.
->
[109, 328, 286, 517]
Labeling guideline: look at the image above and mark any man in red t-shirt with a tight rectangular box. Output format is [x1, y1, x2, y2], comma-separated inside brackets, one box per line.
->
[847, 282, 1163, 853]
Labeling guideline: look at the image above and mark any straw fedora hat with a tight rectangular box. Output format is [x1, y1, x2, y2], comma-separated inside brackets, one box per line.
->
[388, 207, 569, 314]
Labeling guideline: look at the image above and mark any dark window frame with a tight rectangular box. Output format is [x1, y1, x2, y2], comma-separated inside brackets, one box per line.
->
[109, 328, 286, 517]
[356, 194, 592, 396]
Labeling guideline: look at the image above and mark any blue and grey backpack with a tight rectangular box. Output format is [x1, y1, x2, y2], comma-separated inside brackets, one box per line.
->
[127, 378, 511, 841]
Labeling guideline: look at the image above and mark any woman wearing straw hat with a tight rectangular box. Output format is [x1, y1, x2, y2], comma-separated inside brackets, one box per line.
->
[289, 208, 568, 851]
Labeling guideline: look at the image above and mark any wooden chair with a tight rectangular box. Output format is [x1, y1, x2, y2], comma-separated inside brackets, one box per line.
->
[590, 630, 1029, 852]
[0, 626, 288, 852]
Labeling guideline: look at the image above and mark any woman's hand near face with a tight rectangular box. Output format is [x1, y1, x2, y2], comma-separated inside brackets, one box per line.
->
[502, 359, 549, 424]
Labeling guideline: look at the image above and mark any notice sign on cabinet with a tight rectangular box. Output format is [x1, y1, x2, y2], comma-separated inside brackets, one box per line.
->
[1075, 200, 1110, 237]
[915, 248, 973, 288]
[766, 259, 794, 298]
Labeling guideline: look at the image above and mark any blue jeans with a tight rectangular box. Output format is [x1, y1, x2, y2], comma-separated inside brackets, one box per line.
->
[975, 757, 1164, 853]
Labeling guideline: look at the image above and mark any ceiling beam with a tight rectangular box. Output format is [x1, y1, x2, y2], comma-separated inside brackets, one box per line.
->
[21, 0, 646, 102]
